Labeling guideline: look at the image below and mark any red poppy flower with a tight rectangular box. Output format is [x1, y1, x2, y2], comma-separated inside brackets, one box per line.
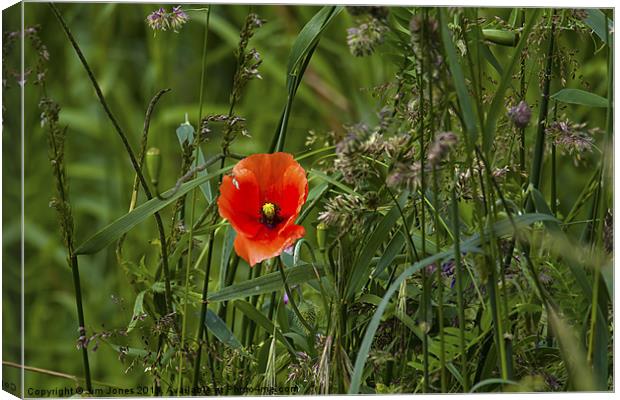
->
[217, 152, 308, 267]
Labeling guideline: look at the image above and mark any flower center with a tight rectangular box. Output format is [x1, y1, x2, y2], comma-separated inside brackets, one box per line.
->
[260, 202, 281, 228]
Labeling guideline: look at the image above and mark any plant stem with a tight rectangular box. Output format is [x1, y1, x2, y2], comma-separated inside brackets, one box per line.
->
[277, 257, 313, 333]
[451, 182, 469, 391]
[433, 166, 447, 393]
[527, 9, 556, 210]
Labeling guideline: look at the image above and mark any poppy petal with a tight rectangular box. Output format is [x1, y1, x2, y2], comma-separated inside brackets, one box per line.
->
[264, 163, 308, 226]
[234, 224, 306, 267]
[234, 152, 297, 195]
[218, 169, 261, 238]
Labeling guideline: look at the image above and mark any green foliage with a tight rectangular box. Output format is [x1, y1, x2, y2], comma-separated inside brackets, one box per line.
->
[5, 4, 613, 396]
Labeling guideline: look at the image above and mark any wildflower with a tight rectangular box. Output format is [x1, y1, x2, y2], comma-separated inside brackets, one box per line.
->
[169, 6, 189, 32]
[146, 6, 189, 33]
[218, 153, 308, 267]
[427, 131, 458, 167]
[146, 7, 169, 31]
[508, 101, 532, 129]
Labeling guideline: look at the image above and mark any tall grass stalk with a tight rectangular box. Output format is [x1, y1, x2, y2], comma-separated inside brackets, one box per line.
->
[527, 9, 557, 204]
[45, 118, 92, 393]
[191, 6, 219, 391]
[432, 166, 447, 392]
[451, 181, 469, 391]
[418, 10, 430, 392]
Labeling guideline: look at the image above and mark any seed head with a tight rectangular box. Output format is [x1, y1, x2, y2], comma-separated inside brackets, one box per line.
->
[427, 131, 458, 167]
[347, 18, 386, 57]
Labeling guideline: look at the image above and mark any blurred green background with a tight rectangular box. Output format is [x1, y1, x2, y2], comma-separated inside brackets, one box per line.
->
[2, 3, 609, 394]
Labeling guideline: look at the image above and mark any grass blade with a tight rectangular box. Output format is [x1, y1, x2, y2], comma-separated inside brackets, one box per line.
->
[75, 165, 231, 255]
[551, 88, 608, 108]
[209, 264, 324, 302]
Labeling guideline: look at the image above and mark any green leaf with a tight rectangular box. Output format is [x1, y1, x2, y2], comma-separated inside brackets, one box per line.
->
[233, 300, 296, 355]
[208, 264, 324, 302]
[470, 378, 519, 392]
[584, 9, 613, 45]
[219, 226, 236, 290]
[204, 309, 244, 351]
[482, 9, 540, 153]
[308, 169, 360, 197]
[551, 88, 608, 108]
[372, 229, 406, 278]
[547, 307, 595, 390]
[529, 187, 592, 300]
[127, 290, 146, 333]
[346, 191, 408, 298]
[75, 165, 231, 255]
[176, 121, 213, 201]
[286, 6, 343, 78]
[271, 6, 343, 152]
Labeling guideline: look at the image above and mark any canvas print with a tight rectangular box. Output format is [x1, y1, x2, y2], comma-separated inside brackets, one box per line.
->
[2, 3, 614, 397]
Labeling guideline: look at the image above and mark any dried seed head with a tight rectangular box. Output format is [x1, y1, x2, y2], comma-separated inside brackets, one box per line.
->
[547, 119, 596, 160]
[346, 18, 386, 57]
[427, 131, 458, 167]
[386, 161, 422, 190]
[318, 193, 365, 229]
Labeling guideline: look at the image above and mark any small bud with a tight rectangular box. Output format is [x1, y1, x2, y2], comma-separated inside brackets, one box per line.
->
[146, 147, 162, 186]
[508, 101, 531, 129]
[283, 292, 289, 305]
[317, 222, 328, 251]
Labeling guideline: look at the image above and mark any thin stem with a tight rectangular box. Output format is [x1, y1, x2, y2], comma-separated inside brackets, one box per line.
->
[277, 257, 313, 333]
[117, 88, 171, 260]
[45, 109, 92, 393]
[419, 10, 429, 392]
[191, 7, 219, 390]
[451, 182, 469, 391]
[550, 103, 558, 216]
[432, 166, 446, 393]
[70, 255, 92, 393]
[177, 188, 197, 395]
[196, 6, 211, 127]
[527, 9, 557, 210]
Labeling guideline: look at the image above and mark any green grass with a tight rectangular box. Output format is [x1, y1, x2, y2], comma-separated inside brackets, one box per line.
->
[2, 4, 613, 396]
